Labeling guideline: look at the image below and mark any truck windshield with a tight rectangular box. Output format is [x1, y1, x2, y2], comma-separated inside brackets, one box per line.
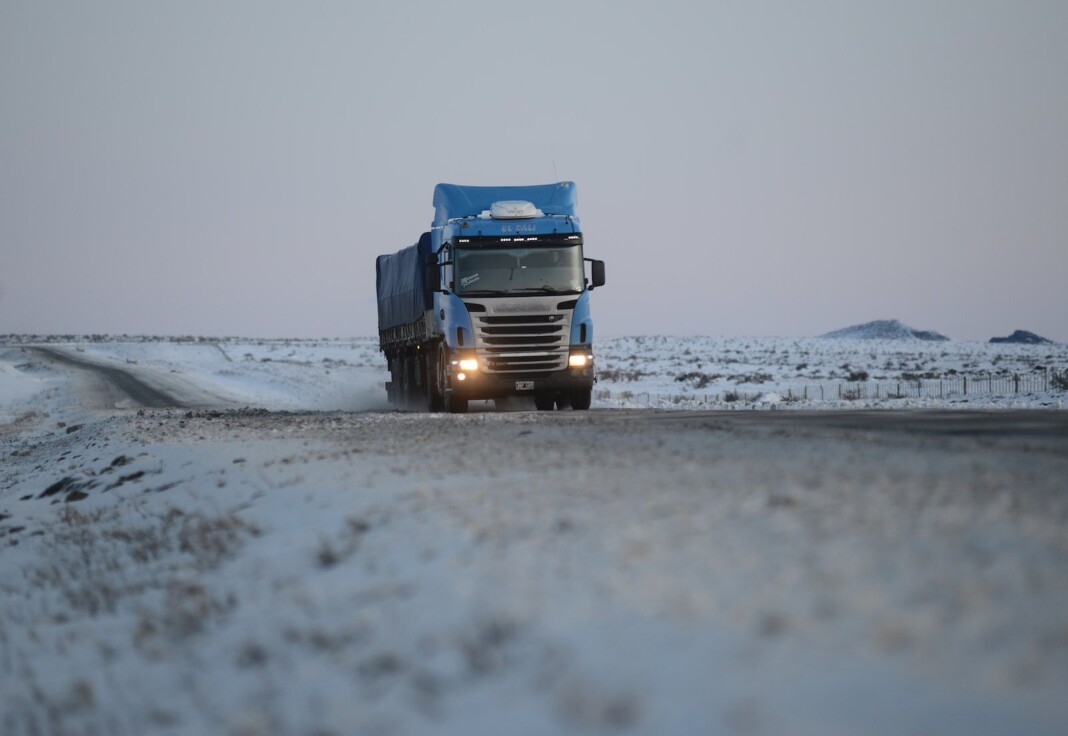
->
[455, 245, 584, 295]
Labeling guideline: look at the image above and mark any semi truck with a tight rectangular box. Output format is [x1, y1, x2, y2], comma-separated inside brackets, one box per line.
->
[376, 182, 606, 413]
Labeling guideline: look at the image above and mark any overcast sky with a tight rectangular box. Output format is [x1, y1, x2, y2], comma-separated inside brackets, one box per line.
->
[2, 1, 1066, 341]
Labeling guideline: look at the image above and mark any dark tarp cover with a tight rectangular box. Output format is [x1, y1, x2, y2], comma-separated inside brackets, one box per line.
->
[376, 232, 432, 331]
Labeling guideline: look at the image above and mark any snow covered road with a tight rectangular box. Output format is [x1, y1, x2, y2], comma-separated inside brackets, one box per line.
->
[3, 402, 1068, 735]
[30, 347, 188, 409]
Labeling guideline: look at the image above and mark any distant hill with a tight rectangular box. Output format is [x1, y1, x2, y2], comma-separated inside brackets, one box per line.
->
[820, 319, 949, 341]
[989, 330, 1055, 345]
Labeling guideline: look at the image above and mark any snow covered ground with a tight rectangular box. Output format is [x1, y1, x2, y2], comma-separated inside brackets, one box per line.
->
[2, 334, 1066, 420]
[2, 336, 1067, 735]
[1, 337, 389, 420]
[596, 335, 1068, 410]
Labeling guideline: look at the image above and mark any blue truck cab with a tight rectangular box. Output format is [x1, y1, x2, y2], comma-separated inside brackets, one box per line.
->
[376, 182, 606, 413]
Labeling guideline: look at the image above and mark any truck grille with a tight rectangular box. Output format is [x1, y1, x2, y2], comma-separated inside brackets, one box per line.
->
[474, 314, 569, 373]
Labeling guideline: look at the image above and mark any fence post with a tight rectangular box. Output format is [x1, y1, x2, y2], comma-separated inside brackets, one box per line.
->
[964, 376, 968, 395]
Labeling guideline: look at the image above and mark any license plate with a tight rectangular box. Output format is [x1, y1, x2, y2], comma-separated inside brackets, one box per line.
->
[515, 381, 534, 391]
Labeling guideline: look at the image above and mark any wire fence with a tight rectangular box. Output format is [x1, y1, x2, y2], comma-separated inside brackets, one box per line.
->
[596, 369, 1068, 406]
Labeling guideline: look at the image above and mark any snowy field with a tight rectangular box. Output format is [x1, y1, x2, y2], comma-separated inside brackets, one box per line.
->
[596, 335, 1068, 410]
[1, 334, 1066, 421]
[2, 336, 1068, 735]
[0, 337, 389, 422]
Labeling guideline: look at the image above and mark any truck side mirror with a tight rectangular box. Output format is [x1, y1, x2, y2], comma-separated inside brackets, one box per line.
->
[591, 259, 606, 289]
[425, 263, 442, 292]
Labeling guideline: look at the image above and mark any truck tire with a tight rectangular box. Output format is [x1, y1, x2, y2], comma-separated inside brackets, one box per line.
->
[396, 356, 406, 409]
[401, 354, 418, 410]
[387, 356, 399, 406]
[413, 352, 427, 410]
[445, 392, 467, 413]
[440, 345, 466, 413]
[534, 392, 555, 411]
[406, 354, 415, 410]
[570, 388, 592, 410]
[427, 345, 445, 412]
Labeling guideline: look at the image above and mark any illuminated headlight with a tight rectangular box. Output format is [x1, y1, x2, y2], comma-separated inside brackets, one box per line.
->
[459, 358, 479, 371]
[568, 353, 590, 368]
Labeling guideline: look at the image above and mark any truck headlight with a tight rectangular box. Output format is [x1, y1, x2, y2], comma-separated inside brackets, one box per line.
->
[568, 353, 590, 367]
[459, 358, 479, 371]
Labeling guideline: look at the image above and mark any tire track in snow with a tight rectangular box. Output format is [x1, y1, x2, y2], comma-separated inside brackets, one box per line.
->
[31, 347, 185, 408]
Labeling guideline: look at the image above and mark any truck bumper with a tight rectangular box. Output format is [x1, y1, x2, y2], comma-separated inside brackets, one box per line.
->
[450, 367, 594, 400]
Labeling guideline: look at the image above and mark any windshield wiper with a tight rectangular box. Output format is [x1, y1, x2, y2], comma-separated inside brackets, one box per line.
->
[459, 289, 510, 296]
[512, 286, 577, 294]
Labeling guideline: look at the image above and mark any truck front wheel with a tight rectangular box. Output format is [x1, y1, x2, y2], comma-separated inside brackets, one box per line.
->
[445, 392, 467, 413]
[437, 344, 465, 413]
[426, 346, 445, 412]
[570, 388, 592, 411]
[534, 393, 555, 411]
